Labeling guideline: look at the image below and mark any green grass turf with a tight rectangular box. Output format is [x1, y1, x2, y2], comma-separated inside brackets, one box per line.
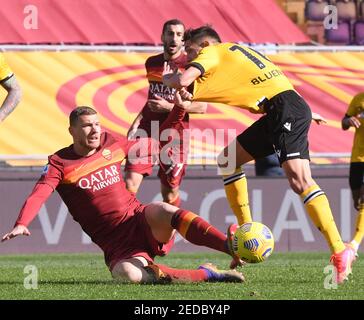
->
[0, 252, 363, 300]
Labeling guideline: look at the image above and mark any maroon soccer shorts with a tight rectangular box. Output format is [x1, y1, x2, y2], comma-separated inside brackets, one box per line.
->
[105, 205, 175, 272]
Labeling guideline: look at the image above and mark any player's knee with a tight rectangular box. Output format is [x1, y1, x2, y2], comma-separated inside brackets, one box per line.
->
[112, 262, 143, 283]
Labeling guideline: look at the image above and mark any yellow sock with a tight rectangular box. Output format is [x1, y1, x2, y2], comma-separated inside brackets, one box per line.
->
[301, 185, 345, 254]
[223, 168, 252, 225]
[353, 203, 364, 245]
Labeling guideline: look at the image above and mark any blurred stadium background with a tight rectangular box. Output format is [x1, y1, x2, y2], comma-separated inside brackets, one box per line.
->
[0, 0, 361, 255]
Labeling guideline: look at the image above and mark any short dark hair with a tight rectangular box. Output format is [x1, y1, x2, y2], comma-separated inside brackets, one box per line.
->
[69, 106, 97, 126]
[162, 19, 185, 35]
[184, 25, 221, 43]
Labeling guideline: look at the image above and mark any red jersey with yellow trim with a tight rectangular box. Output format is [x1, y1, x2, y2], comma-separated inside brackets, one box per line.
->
[22, 132, 142, 251]
[139, 52, 189, 135]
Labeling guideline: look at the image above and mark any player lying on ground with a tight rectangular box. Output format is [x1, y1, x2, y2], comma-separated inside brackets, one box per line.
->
[1, 106, 244, 284]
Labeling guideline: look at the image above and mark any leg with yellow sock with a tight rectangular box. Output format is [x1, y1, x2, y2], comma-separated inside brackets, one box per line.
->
[351, 204, 364, 253]
[351, 187, 364, 253]
[222, 167, 252, 225]
[301, 184, 346, 254]
[283, 158, 356, 284]
[217, 139, 255, 225]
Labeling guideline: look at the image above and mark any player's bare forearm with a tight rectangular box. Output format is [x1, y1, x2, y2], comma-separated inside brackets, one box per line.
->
[184, 101, 207, 114]
[162, 62, 200, 88]
[0, 76, 22, 122]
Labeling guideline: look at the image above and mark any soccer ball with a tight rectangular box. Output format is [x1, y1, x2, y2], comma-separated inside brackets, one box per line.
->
[232, 222, 274, 263]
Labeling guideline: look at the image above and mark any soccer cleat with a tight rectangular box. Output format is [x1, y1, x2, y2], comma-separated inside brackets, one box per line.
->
[198, 263, 245, 283]
[346, 242, 359, 258]
[330, 246, 356, 284]
[226, 224, 245, 269]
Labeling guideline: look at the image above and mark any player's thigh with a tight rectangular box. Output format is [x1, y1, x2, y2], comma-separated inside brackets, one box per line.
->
[111, 256, 149, 282]
[217, 138, 254, 173]
[232, 116, 275, 166]
[144, 201, 178, 243]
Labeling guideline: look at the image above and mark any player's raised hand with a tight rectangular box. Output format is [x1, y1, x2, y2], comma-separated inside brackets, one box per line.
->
[174, 91, 192, 109]
[162, 61, 173, 77]
[312, 112, 327, 125]
[162, 62, 182, 87]
[1, 224, 30, 242]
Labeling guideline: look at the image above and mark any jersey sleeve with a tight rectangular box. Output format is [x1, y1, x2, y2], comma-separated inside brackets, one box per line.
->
[14, 155, 64, 227]
[188, 46, 219, 76]
[117, 135, 133, 157]
[38, 155, 64, 190]
[0, 53, 14, 82]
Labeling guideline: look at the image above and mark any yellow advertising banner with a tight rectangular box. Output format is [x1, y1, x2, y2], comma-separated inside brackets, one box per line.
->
[0, 51, 360, 165]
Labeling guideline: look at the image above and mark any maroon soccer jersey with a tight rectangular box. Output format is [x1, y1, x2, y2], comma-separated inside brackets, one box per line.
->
[139, 52, 189, 135]
[16, 132, 144, 252]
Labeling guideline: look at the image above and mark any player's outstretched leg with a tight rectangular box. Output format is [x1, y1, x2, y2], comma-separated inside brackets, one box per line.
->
[144, 202, 244, 268]
[111, 257, 244, 284]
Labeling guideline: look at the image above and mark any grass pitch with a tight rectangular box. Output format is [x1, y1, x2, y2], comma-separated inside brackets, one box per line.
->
[0, 252, 363, 300]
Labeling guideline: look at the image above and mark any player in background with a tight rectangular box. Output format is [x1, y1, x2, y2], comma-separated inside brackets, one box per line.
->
[342, 93, 364, 256]
[1, 106, 244, 284]
[0, 53, 22, 123]
[125, 19, 207, 207]
[163, 25, 355, 284]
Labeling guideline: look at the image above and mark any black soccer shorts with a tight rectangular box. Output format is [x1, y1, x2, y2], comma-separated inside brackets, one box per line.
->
[349, 162, 364, 191]
[237, 90, 312, 165]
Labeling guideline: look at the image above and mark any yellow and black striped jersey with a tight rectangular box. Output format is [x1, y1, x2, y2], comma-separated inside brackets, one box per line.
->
[0, 53, 13, 82]
[346, 93, 364, 162]
[189, 43, 294, 113]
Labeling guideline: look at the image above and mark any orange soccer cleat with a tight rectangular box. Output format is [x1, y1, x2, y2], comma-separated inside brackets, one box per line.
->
[330, 245, 356, 284]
